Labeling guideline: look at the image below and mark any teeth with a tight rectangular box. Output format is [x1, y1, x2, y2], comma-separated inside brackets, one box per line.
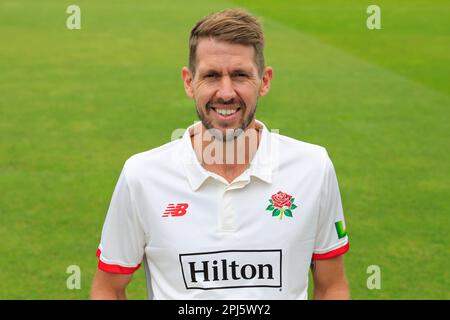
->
[216, 108, 237, 116]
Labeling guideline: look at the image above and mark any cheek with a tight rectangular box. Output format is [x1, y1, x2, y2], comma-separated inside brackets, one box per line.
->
[235, 83, 260, 104]
[239, 93, 258, 111]
[193, 87, 214, 106]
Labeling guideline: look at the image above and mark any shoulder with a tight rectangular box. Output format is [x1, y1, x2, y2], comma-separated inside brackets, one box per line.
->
[273, 131, 329, 165]
[270, 132, 335, 187]
[121, 138, 184, 180]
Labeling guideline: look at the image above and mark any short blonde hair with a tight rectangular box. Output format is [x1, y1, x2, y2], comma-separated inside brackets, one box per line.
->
[188, 8, 265, 77]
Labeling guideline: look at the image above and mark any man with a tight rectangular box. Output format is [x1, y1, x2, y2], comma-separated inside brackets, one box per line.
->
[91, 8, 350, 300]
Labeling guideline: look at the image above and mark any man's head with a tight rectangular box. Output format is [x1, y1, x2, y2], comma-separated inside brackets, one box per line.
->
[182, 8, 273, 142]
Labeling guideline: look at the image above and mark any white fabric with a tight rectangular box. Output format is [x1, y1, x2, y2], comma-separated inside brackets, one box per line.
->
[97, 120, 349, 299]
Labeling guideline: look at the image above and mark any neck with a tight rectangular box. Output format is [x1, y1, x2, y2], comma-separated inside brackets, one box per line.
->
[190, 119, 262, 182]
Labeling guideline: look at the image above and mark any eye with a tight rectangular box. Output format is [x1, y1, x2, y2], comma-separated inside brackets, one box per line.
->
[233, 73, 248, 78]
[204, 73, 218, 79]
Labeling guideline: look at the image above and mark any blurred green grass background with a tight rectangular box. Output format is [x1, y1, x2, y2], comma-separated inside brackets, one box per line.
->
[0, 0, 449, 299]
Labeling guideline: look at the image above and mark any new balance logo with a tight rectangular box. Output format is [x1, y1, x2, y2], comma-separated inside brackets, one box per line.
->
[162, 203, 189, 217]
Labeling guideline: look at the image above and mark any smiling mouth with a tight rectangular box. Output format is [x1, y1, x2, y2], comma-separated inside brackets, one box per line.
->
[211, 107, 241, 117]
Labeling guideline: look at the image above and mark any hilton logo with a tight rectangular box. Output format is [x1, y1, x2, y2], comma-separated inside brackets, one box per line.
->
[179, 249, 282, 290]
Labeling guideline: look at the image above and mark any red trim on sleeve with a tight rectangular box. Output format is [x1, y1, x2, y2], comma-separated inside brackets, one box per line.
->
[312, 242, 350, 260]
[96, 248, 141, 274]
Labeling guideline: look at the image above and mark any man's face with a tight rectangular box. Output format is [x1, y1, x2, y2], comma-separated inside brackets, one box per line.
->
[182, 38, 272, 141]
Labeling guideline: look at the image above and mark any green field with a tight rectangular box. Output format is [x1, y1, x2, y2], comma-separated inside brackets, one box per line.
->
[1, 0, 449, 299]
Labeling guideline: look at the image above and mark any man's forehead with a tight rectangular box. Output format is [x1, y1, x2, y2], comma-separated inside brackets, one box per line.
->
[196, 38, 257, 71]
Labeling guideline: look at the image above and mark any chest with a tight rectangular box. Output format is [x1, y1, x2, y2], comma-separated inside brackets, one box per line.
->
[139, 176, 322, 251]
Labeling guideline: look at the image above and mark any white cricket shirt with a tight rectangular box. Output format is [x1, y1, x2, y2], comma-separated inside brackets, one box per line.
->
[96, 120, 349, 299]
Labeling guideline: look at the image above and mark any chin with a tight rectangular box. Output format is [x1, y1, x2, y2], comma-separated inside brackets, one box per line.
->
[206, 124, 242, 141]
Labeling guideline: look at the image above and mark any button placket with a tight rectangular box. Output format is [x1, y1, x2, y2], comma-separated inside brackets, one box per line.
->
[217, 179, 250, 233]
[218, 186, 234, 232]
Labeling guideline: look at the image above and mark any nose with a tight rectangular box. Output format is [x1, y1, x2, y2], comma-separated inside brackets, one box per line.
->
[216, 75, 237, 102]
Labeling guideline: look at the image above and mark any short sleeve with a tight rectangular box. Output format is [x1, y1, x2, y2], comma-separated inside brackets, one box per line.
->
[96, 163, 146, 273]
[312, 153, 349, 260]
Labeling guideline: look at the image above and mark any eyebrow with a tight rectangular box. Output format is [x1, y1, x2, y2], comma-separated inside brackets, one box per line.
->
[201, 69, 221, 76]
[200, 69, 253, 76]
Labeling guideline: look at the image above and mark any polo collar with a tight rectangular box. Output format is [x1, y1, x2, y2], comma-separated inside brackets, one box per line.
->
[180, 120, 275, 191]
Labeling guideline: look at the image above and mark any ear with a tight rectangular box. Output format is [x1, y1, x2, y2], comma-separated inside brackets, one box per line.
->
[259, 67, 273, 97]
[181, 67, 194, 98]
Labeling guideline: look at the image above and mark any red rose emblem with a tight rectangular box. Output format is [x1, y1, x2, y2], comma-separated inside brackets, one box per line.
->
[271, 191, 292, 209]
[266, 191, 298, 220]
